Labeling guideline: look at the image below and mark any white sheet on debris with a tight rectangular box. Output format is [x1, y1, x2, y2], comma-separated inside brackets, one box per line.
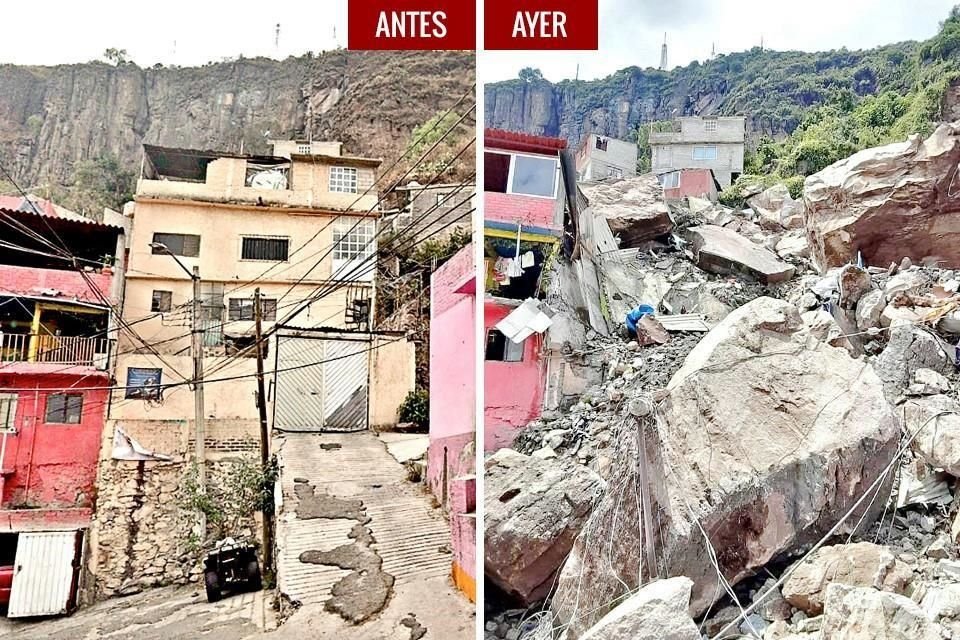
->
[496, 298, 554, 344]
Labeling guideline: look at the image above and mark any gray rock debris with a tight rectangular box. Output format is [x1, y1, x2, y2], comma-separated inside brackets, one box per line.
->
[820, 584, 949, 639]
[578, 577, 700, 640]
[873, 326, 953, 402]
[684, 225, 796, 284]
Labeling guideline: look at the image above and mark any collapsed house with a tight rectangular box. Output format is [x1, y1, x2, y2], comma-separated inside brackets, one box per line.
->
[485, 121, 960, 640]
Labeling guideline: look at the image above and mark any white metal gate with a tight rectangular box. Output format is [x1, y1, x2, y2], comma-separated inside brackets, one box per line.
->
[8, 530, 81, 618]
[274, 334, 370, 432]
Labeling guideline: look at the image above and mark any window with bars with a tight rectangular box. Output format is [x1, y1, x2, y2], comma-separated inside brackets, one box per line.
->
[241, 236, 289, 261]
[704, 119, 718, 132]
[297, 144, 311, 154]
[228, 298, 277, 321]
[151, 290, 172, 313]
[45, 393, 83, 424]
[151, 233, 200, 257]
[333, 218, 376, 261]
[0, 393, 17, 432]
[329, 166, 358, 193]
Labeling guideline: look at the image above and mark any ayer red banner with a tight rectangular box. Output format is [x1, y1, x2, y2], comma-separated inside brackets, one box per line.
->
[484, 0, 598, 50]
[347, 0, 476, 50]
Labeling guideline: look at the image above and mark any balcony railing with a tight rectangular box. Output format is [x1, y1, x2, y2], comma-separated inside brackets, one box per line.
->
[0, 333, 110, 368]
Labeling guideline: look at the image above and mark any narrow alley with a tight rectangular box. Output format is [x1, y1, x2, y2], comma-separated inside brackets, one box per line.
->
[273, 431, 474, 639]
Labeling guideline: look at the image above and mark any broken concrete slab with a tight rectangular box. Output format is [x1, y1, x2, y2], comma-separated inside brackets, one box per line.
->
[781, 542, 912, 615]
[580, 175, 674, 247]
[551, 297, 900, 637]
[684, 225, 795, 284]
[804, 122, 960, 271]
[578, 577, 699, 640]
[484, 449, 604, 605]
[820, 584, 948, 639]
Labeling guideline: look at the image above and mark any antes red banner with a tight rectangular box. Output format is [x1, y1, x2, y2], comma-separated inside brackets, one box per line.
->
[347, 0, 476, 50]
[484, 0, 598, 50]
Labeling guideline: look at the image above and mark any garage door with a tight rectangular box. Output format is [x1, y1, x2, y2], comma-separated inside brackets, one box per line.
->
[8, 530, 81, 618]
[274, 335, 369, 433]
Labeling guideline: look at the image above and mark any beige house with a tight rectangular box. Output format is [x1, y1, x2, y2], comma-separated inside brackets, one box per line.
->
[89, 144, 415, 597]
[649, 116, 745, 188]
[575, 134, 638, 181]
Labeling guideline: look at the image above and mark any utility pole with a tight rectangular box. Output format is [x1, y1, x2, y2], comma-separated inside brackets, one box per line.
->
[191, 265, 206, 534]
[253, 288, 273, 570]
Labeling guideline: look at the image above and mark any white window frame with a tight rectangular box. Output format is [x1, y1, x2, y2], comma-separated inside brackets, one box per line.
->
[693, 146, 718, 161]
[332, 218, 377, 263]
[607, 167, 623, 179]
[296, 144, 311, 155]
[329, 166, 359, 194]
[0, 393, 17, 433]
[489, 151, 559, 200]
[704, 119, 718, 132]
[660, 171, 680, 189]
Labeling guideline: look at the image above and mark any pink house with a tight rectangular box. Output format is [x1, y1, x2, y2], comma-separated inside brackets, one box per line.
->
[428, 242, 476, 601]
[483, 129, 567, 451]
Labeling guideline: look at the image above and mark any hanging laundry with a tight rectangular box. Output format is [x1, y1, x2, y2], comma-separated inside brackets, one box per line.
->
[520, 251, 536, 269]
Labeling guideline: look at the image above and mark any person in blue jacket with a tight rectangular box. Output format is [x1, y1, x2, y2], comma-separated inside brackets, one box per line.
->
[622, 304, 656, 339]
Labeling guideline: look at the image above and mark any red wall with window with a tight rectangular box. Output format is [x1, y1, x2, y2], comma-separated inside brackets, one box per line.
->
[0, 372, 108, 509]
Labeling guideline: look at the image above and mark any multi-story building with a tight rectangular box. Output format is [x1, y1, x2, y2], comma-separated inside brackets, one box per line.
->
[384, 181, 476, 244]
[427, 242, 476, 601]
[575, 134, 638, 181]
[91, 143, 414, 597]
[0, 200, 125, 616]
[483, 129, 567, 451]
[649, 116, 745, 188]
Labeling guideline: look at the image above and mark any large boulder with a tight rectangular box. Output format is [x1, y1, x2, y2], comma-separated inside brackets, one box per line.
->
[685, 225, 796, 284]
[579, 577, 699, 640]
[551, 298, 900, 637]
[484, 449, 604, 605]
[804, 122, 960, 271]
[580, 175, 674, 247]
[821, 584, 949, 639]
[748, 183, 803, 230]
[781, 542, 912, 615]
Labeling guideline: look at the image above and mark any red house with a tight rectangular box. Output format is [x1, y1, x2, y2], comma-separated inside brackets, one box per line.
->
[0, 202, 124, 617]
[483, 129, 568, 451]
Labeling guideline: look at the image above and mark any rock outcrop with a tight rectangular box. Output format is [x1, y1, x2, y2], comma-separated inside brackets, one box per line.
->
[484, 449, 604, 605]
[804, 122, 960, 271]
[579, 175, 674, 247]
[550, 297, 900, 637]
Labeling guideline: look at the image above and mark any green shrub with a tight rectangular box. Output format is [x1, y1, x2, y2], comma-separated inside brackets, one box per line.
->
[398, 389, 429, 428]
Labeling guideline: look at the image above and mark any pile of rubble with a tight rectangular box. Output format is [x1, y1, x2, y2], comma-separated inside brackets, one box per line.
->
[485, 122, 960, 640]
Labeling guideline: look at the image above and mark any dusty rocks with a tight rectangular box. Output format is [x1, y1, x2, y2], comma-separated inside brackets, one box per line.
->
[578, 577, 699, 640]
[804, 122, 960, 271]
[580, 175, 675, 247]
[820, 584, 949, 639]
[484, 449, 604, 604]
[550, 297, 901, 636]
[748, 183, 803, 231]
[903, 394, 960, 475]
[685, 225, 796, 284]
[781, 542, 912, 615]
[873, 326, 953, 402]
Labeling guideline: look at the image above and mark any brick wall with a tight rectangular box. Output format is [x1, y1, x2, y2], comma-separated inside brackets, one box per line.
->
[484, 192, 559, 230]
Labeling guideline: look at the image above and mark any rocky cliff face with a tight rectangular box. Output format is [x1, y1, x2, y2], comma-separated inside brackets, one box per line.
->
[483, 42, 925, 146]
[0, 50, 474, 188]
